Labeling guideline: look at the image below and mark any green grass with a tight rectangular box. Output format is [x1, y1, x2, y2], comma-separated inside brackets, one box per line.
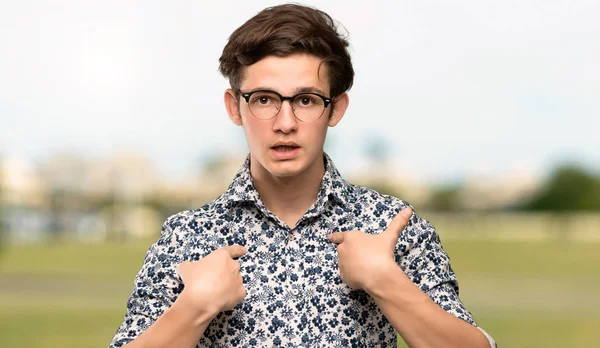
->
[397, 310, 600, 348]
[4, 306, 598, 348]
[0, 306, 119, 348]
[472, 311, 599, 348]
[442, 239, 600, 278]
[0, 239, 155, 281]
[0, 238, 598, 348]
[3, 238, 598, 280]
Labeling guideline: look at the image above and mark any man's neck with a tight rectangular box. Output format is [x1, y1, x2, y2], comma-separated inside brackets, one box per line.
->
[250, 155, 325, 228]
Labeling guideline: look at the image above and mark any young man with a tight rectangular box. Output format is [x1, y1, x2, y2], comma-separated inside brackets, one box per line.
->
[110, 4, 496, 348]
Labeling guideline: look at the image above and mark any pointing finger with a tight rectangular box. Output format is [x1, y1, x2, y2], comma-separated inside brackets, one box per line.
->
[382, 207, 413, 239]
[223, 245, 247, 259]
[328, 232, 346, 244]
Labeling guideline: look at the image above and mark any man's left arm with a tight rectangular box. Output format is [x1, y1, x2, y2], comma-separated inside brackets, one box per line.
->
[329, 207, 496, 348]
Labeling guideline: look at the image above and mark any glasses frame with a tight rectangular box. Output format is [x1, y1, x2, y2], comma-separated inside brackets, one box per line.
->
[238, 89, 332, 123]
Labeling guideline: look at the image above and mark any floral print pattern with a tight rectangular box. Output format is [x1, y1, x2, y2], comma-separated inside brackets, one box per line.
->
[110, 154, 496, 347]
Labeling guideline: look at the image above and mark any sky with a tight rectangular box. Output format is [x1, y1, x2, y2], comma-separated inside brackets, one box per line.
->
[1, 0, 598, 184]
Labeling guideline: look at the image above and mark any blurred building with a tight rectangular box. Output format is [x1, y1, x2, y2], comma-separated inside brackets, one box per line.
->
[348, 157, 432, 206]
[460, 172, 541, 210]
[0, 156, 49, 243]
[197, 152, 248, 199]
[83, 153, 158, 201]
[0, 151, 254, 244]
[0, 153, 166, 243]
[3, 150, 594, 244]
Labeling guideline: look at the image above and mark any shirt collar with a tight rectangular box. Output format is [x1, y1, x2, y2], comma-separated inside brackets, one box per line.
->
[221, 153, 353, 211]
[316, 153, 353, 207]
[221, 155, 261, 205]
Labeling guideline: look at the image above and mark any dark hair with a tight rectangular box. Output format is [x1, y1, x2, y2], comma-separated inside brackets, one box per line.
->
[218, 4, 354, 98]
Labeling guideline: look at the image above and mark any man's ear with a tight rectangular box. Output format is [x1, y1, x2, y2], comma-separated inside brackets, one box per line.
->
[328, 92, 349, 127]
[224, 89, 243, 126]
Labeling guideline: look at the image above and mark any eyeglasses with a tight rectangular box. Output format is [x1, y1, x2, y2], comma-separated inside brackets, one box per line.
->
[238, 89, 332, 123]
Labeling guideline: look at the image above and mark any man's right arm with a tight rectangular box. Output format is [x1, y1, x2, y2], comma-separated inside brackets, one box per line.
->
[120, 290, 216, 348]
[109, 220, 189, 347]
[109, 219, 247, 348]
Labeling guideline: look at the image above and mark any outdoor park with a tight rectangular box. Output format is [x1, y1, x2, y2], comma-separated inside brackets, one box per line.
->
[1, 1, 599, 347]
[1, 154, 600, 348]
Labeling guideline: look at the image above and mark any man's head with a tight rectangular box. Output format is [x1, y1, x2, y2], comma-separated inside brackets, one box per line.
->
[219, 4, 354, 99]
[220, 4, 354, 180]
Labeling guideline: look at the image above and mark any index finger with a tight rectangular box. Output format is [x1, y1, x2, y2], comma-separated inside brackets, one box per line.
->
[222, 245, 247, 259]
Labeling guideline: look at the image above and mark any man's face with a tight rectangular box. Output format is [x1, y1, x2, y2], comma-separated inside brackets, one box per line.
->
[225, 54, 348, 179]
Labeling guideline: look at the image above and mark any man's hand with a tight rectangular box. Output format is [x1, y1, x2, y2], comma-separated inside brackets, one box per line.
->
[328, 207, 413, 293]
[176, 245, 247, 319]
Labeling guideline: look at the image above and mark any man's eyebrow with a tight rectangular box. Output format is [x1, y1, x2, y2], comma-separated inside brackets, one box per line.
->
[242, 86, 328, 96]
[239, 86, 270, 93]
[292, 86, 328, 96]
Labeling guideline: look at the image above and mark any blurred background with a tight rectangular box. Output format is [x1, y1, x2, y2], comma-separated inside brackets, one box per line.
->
[1, 0, 599, 347]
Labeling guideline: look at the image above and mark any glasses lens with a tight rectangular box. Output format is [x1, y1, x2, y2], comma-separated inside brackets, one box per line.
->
[293, 94, 326, 122]
[248, 91, 281, 120]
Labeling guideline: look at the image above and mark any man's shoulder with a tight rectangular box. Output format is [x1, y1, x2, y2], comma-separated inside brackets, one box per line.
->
[148, 194, 235, 259]
[345, 182, 437, 234]
[161, 194, 232, 237]
[345, 181, 411, 211]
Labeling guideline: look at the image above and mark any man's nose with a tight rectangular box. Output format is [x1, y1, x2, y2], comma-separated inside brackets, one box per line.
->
[272, 100, 298, 133]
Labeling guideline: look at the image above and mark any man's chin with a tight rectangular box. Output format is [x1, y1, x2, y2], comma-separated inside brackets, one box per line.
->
[266, 161, 303, 178]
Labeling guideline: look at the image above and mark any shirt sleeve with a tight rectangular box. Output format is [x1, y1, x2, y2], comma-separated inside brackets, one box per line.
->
[394, 207, 497, 347]
[109, 220, 185, 348]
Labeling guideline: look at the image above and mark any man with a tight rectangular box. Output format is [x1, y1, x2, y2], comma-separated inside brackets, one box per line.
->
[110, 4, 496, 347]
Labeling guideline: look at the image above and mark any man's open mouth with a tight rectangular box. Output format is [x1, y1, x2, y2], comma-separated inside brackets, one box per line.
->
[272, 145, 299, 152]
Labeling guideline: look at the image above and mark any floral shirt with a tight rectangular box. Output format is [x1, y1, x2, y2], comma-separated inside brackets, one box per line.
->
[110, 154, 496, 347]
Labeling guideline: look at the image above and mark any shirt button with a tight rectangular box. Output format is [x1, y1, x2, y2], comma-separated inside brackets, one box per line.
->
[291, 288, 300, 296]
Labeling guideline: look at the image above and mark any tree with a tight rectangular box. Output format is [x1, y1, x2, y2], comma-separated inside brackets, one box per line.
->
[525, 165, 600, 211]
[427, 185, 463, 211]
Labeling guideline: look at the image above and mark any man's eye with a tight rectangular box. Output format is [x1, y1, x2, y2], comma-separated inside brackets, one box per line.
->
[296, 95, 317, 106]
[252, 95, 274, 105]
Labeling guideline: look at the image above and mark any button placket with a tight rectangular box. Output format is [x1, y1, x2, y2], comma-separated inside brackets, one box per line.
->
[284, 226, 302, 299]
